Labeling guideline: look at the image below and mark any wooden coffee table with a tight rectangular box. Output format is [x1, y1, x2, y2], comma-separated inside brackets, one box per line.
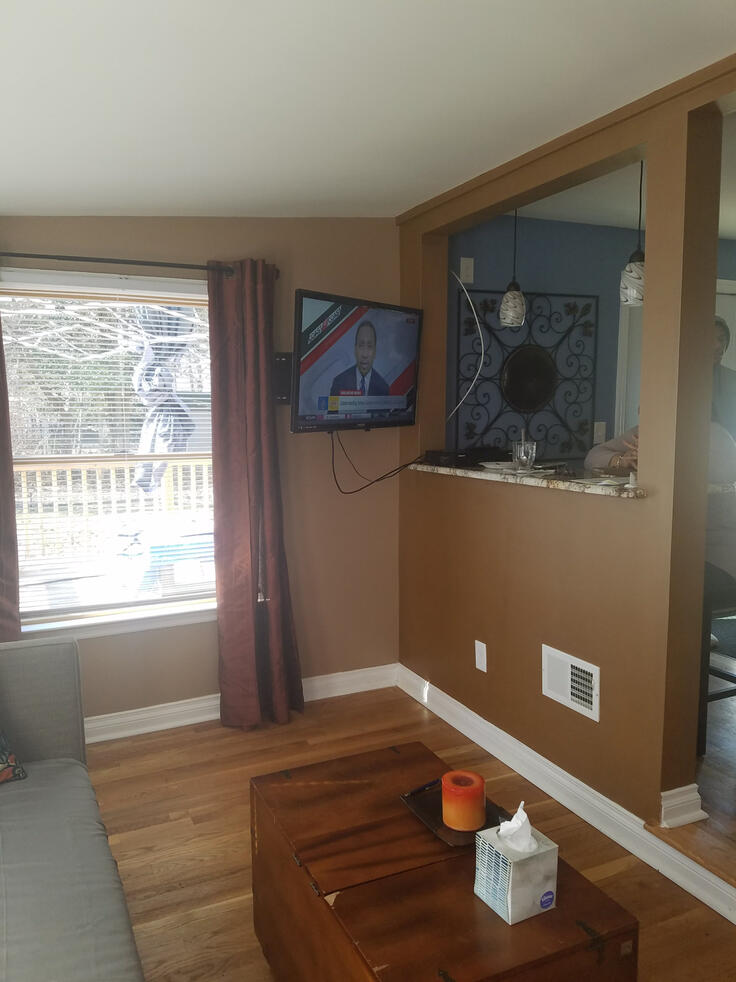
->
[251, 742, 638, 981]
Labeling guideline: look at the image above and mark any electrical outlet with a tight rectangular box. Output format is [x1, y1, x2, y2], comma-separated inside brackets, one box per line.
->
[593, 421, 606, 444]
[474, 639, 487, 672]
[459, 257, 474, 284]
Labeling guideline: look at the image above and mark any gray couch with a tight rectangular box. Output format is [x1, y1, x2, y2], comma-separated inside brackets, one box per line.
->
[0, 638, 144, 982]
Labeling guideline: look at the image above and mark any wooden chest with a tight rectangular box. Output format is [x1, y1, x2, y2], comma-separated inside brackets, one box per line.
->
[251, 742, 638, 981]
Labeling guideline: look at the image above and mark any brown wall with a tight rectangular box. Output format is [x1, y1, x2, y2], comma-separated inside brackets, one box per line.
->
[1, 217, 400, 715]
[399, 473, 665, 811]
[398, 59, 736, 822]
[78, 621, 219, 716]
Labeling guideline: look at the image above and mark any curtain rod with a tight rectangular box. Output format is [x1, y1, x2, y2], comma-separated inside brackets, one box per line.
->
[0, 251, 236, 276]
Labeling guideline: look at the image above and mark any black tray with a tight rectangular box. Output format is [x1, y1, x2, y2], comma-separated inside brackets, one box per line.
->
[400, 782, 511, 846]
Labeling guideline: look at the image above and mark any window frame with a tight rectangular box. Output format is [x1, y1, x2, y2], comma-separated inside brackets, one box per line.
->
[0, 266, 217, 639]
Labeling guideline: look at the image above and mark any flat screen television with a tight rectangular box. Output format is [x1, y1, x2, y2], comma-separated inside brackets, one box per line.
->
[290, 289, 422, 433]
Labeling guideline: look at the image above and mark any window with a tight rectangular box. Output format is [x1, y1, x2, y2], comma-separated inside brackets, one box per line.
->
[0, 273, 214, 626]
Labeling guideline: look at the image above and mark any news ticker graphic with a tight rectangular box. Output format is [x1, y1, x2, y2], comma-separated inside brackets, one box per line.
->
[319, 394, 407, 414]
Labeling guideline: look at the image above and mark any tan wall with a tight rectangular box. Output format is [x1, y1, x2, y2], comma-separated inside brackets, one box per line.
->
[78, 621, 220, 717]
[399, 472, 666, 811]
[398, 59, 736, 822]
[1, 217, 400, 716]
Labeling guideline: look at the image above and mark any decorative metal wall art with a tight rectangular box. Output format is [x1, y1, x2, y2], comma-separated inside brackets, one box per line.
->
[453, 290, 598, 459]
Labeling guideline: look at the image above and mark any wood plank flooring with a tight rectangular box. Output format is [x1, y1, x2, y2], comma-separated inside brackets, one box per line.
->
[87, 688, 736, 982]
[649, 684, 736, 887]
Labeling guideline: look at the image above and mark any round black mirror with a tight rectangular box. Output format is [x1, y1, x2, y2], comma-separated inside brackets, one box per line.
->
[500, 345, 557, 413]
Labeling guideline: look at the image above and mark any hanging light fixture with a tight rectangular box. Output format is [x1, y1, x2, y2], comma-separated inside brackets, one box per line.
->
[620, 161, 645, 306]
[499, 208, 526, 327]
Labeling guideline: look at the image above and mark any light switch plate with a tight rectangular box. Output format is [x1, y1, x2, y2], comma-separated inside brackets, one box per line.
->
[459, 257, 474, 284]
[593, 421, 606, 444]
[475, 639, 487, 672]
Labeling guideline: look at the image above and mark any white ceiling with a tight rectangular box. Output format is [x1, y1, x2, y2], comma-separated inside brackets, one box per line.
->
[520, 113, 736, 238]
[3, 0, 736, 218]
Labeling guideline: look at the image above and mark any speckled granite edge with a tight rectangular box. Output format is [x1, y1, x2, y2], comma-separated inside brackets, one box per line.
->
[409, 463, 648, 498]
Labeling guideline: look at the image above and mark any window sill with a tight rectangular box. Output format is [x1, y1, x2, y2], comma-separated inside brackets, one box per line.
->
[20, 599, 217, 641]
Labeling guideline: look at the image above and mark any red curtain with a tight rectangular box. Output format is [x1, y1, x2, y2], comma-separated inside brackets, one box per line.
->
[207, 259, 303, 727]
[0, 315, 21, 642]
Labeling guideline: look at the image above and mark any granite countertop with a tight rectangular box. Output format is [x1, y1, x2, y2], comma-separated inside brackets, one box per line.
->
[410, 462, 647, 498]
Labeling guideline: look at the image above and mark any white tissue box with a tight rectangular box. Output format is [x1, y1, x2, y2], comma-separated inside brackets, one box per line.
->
[474, 825, 558, 925]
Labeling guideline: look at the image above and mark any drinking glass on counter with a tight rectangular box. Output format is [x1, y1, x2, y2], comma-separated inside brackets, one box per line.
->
[512, 438, 536, 470]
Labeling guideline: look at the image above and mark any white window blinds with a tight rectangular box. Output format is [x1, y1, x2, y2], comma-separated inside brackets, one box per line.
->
[0, 293, 214, 621]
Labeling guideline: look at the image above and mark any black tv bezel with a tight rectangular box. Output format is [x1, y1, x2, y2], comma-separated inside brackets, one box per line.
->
[290, 288, 423, 434]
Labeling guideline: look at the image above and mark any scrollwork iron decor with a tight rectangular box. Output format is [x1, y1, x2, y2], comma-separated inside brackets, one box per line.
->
[453, 290, 598, 458]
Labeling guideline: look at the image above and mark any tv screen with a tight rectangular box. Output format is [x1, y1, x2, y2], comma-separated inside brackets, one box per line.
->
[290, 289, 422, 433]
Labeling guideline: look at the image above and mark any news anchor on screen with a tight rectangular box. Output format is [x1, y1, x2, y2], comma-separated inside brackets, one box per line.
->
[330, 320, 390, 397]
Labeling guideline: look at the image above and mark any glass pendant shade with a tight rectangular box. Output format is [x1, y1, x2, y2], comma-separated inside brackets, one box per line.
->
[620, 249, 645, 306]
[500, 209, 526, 327]
[499, 280, 527, 327]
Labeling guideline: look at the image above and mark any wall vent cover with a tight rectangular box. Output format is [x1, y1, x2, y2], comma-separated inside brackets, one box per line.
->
[542, 644, 600, 722]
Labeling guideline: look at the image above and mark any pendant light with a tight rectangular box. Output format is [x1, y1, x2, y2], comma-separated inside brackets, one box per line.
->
[499, 209, 526, 327]
[620, 161, 645, 306]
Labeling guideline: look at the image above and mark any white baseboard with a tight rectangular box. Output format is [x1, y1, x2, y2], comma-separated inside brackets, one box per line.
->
[85, 693, 221, 744]
[660, 784, 709, 828]
[302, 663, 398, 701]
[396, 664, 736, 924]
[84, 662, 399, 744]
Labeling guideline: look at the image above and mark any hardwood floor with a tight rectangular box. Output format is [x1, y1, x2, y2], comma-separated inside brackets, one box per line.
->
[87, 688, 736, 982]
[650, 693, 736, 887]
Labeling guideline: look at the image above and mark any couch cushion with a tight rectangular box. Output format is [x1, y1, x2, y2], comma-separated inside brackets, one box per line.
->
[0, 758, 144, 982]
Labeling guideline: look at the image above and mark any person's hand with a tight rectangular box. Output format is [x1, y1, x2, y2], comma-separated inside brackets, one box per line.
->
[609, 433, 638, 472]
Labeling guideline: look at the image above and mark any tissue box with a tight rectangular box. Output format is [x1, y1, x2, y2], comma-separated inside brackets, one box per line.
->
[474, 825, 558, 925]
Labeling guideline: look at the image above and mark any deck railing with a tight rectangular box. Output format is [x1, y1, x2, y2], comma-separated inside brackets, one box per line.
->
[13, 453, 213, 562]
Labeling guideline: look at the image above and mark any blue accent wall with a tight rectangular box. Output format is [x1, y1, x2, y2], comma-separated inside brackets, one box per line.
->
[719, 235, 736, 273]
[447, 214, 736, 447]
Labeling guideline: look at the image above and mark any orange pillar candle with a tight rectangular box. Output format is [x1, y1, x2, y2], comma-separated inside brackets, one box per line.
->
[441, 770, 486, 831]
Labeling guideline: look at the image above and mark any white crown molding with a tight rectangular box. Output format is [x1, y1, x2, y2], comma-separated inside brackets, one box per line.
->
[660, 784, 709, 828]
[396, 664, 736, 924]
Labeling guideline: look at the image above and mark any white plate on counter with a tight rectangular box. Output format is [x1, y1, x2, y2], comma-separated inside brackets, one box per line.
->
[570, 476, 627, 486]
[479, 462, 557, 477]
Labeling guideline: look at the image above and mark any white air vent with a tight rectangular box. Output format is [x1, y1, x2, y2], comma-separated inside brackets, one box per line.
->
[541, 644, 600, 722]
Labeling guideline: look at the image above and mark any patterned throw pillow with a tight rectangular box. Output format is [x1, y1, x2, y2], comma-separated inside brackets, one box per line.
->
[0, 732, 27, 785]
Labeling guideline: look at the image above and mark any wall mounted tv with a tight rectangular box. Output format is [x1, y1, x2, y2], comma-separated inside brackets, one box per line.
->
[290, 289, 422, 434]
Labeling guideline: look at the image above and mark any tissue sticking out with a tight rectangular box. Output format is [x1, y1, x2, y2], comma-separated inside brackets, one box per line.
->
[497, 801, 538, 853]
[475, 805, 559, 924]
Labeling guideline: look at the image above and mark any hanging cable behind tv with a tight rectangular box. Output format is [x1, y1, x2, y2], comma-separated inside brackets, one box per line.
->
[327, 430, 422, 494]
[447, 270, 485, 422]
[327, 269, 490, 492]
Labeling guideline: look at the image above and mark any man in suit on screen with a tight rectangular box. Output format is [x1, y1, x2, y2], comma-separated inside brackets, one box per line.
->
[330, 320, 390, 398]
